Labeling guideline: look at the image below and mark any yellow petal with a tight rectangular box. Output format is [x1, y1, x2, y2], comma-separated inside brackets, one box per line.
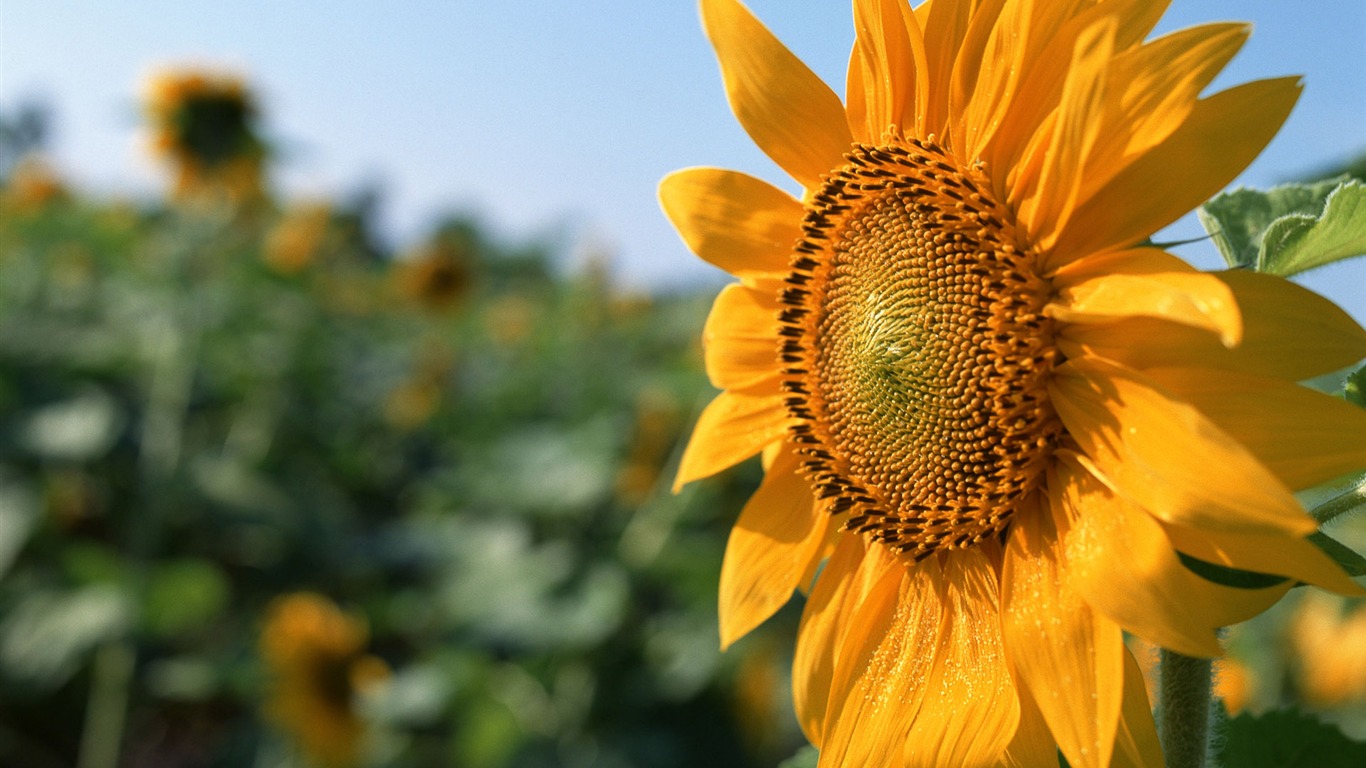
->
[719, 448, 831, 649]
[919, 0, 974, 135]
[701, 0, 852, 190]
[1146, 367, 1366, 492]
[659, 168, 802, 279]
[793, 536, 878, 746]
[702, 283, 779, 390]
[1048, 264, 1242, 347]
[1058, 270, 1366, 380]
[821, 550, 1019, 767]
[1161, 520, 1362, 597]
[1052, 77, 1301, 262]
[1080, 23, 1250, 203]
[958, 0, 1040, 162]
[1003, 502, 1124, 768]
[1111, 647, 1165, 768]
[850, 0, 929, 138]
[1055, 459, 1290, 657]
[673, 387, 786, 491]
[1015, 16, 1114, 251]
[1050, 358, 1315, 538]
[1002, 683, 1062, 768]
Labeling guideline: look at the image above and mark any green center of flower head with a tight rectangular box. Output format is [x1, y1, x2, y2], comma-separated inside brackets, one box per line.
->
[781, 135, 1063, 561]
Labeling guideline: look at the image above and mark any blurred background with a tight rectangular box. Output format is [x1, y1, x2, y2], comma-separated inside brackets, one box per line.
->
[1, 2, 1364, 767]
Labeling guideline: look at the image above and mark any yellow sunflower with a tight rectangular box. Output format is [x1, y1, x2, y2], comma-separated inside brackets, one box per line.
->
[260, 593, 388, 767]
[143, 69, 266, 203]
[661, 1, 1366, 766]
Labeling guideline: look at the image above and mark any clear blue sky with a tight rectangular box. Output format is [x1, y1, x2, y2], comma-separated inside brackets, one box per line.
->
[2, 1, 1362, 319]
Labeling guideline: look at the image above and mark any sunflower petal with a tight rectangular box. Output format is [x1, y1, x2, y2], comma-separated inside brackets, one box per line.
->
[659, 168, 803, 279]
[674, 387, 786, 491]
[1052, 77, 1301, 262]
[1081, 23, 1251, 202]
[1049, 268, 1242, 347]
[792, 536, 869, 746]
[850, 0, 929, 138]
[719, 448, 831, 648]
[821, 551, 1019, 767]
[1003, 501, 1124, 768]
[1146, 367, 1366, 492]
[1002, 682, 1062, 768]
[919, 0, 975, 134]
[1058, 270, 1366, 380]
[1111, 647, 1165, 768]
[702, 283, 780, 390]
[1160, 520, 1362, 596]
[1056, 458, 1291, 657]
[701, 0, 852, 190]
[1016, 16, 1114, 250]
[1050, 358, 1315, 537]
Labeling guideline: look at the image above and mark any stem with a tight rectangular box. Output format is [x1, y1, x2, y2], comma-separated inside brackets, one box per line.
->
[1158, 648, 1214, 768]
[76, 642, 136, 768]
[1307, 476, 1366, 526]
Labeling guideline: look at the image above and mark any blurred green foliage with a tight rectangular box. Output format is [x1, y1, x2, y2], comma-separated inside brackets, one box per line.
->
[0, 145, 807, 766]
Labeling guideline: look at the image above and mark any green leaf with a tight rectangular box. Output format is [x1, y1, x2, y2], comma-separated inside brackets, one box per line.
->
[1176, 552, 1288, 589]
[1216, 708, 1366, 768]
[1198, 176, 1366, 275]
[1259, 181, 1366, 276]
[143, 559, 230, 638]
[1346, 364, 1366, 409]
[778, 746, 819, 768]
[1307, 531, 1366, 578]
[1198, 176, 1347, 269]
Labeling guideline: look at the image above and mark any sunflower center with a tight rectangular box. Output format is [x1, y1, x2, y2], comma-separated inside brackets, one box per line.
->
[781, 136, 1062, 561]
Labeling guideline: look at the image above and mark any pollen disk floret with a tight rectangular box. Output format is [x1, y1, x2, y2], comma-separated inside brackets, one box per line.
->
[782, 136, 1062, 560]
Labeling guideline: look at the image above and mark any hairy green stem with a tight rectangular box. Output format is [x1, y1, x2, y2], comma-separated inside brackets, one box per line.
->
[1158, 648, 1214, 768]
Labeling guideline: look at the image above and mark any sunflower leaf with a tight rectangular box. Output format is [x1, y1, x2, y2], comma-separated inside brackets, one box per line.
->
[1197, 176, 1353, 270]
[1346, 364, 1366, 409]
[1307, 531, 1366, 578]
[1176, 553, 1287, 590]
[1258, 181, 1366, 276]
[1215, 707, 1366, 767]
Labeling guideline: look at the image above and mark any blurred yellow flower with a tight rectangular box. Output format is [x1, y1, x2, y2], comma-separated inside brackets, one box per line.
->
[396, 239, 473, 312]
[664, 0, 1366, 765]
[143, 68, 266, 204]
[265, 203, 333, 275]
[260, 593, 388, 767]
[2, 156, 68, 213]
[1292, 593, 1366, 708]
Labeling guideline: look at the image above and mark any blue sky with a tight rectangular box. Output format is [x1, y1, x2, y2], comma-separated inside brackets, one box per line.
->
[2, 0, 1362, 318]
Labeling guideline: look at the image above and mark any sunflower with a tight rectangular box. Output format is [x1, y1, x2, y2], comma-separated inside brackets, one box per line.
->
[661, 1, 1366, 766]
[143, 69, 266, 203]
[260, 593, 388, 767]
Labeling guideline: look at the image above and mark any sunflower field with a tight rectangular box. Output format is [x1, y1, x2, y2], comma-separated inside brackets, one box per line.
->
[3, 9, 1366, 767]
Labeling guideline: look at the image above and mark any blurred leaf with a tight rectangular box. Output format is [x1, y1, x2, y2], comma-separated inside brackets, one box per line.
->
[0, 585, 132, 688]
[19, 387, 124, 462]
[144, 655, 219, 700]
[364, 662, 456, 727]
[0, 471, 39, 578]
[455, 696, 523, 768]
[1346, 364, 1366, 409]
[778, 746, 818, 768]
[143, 559, 230, 638]
[1216, 708, 1366, 767]
[1197, 176, 1366, 274]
